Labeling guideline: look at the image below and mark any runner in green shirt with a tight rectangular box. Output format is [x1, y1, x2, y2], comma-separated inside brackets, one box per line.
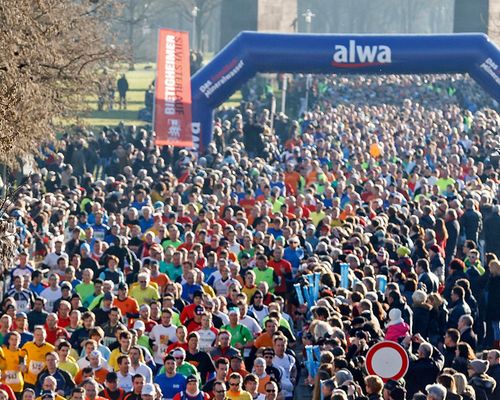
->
[75, 269, 95, 301]
[253, 255, 278, 293]
[221, 308, 254, 351]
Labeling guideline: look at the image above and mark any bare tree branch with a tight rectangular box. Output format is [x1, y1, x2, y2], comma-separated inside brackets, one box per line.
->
[0, 0, 124, 166]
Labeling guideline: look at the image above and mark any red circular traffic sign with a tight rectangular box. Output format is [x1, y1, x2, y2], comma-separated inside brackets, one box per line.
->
[365, 341, 409, 382]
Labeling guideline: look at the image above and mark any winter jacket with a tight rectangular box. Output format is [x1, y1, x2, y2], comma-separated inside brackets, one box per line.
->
[443, 270, 468, 302]
[460, 208, 482, 244]
[412, 303, 432, 338]
[406, 348, 445, 398]
[448, 300, 471, 329]
[486, 275, 500, 322]
[469, 373, 496, 400]
[419, 271, 440, 294]
[483, 213, 500, 258]
[445, 218, 460, 264]
[385, 322, 410, 342]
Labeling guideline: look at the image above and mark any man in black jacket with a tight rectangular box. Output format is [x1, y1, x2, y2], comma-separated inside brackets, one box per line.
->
[458, 314, 478, 351]
[486, 350, 500, 400]
[403, 336, 444, 399]
[442, 329, 460, 368]
[483, 205, 500, 258]
[416, 259, 439, 294]
[117, 74, 129, 110]
[447, 286, 471, 329]
[445, 209, 460, 267]
[460, 199, 482, 245]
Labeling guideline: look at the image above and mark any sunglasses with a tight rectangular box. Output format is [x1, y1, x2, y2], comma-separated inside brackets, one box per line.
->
[215, 390, 226, 394]
[229, 383, 240, 387]
[266, 390, 276, 393]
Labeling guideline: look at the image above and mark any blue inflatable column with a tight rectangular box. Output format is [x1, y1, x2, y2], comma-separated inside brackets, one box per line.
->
[191, 100, 213, 153]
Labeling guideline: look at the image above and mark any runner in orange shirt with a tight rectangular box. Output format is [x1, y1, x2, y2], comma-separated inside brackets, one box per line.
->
[112, 283, 139, 328]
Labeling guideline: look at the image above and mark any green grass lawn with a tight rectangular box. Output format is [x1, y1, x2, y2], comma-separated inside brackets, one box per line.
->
[81, 62, 242, 128]
[81, 63, 156, 127]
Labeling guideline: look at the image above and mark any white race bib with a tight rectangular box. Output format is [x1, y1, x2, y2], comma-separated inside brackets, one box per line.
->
[4, 370, 20, 384]
[29, 360, 45, 375]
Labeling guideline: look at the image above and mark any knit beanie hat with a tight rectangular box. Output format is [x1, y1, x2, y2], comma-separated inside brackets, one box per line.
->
[469, 359, 489, 374]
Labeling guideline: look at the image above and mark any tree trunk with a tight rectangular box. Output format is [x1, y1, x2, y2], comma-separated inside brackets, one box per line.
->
[128, 1, 136, 70]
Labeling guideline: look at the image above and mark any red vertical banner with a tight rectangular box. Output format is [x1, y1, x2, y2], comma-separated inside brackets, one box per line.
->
[154, 29, 192, 147]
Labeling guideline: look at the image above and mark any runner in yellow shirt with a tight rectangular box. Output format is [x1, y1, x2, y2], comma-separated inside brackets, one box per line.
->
[21, 326, 55, 386]
[129, 273, 159, 305]
[1, 332, 25, 394]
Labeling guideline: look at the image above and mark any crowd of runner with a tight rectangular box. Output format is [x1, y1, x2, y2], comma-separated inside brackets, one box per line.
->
[0, 74, 499, 400]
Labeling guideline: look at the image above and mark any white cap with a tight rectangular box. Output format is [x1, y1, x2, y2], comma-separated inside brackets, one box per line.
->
[141, 383, 155, 396]
[133, 320, 145, 331]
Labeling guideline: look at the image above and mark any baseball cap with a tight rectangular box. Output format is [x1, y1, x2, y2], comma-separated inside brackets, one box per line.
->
[133, 320, 146, 331]
[194, 305, 205, 315]
[228, 308, 239, 315]
[141, 383, 155, 396]
[41, 392, 55, 400]
[118, 282, 127, 290]
[80, 243, 91, 253]
[61, 282, 72, 290]
[103, 292, 113, 301]
[230, 354, 243, 361]
[90, 350, 102, 359]
[262, 348, 275, 356]
[186, 375, 198, 384]
[16, 312, 27, 319]
[106, 372, 118, 382]
[153, 201, 164, 210]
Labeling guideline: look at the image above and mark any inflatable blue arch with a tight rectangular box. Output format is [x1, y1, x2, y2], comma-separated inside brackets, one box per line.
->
[191, 32, 500, 152]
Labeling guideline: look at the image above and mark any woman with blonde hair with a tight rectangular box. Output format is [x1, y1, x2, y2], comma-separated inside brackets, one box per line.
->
[453, 373, 475, 400]
[427, 292, 449, 346]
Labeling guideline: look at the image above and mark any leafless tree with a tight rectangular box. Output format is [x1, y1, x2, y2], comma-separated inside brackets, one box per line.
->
[0, 0, 123, 167]
[178, 0, 222, 52]
[113, 0, 172, 69]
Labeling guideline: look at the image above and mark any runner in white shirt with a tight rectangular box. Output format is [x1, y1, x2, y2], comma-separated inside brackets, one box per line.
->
[116, 355, 133, 393]
[129, 346, 153, 383]
[43, 240, 69, 269]
[212, 264, 239, 296]
[272, 336, 296, 400]
[149, 308, 177, 367]
[238, 303, 262, 338]
[196, 313, 218, 353]
[40, 274, 63, 313]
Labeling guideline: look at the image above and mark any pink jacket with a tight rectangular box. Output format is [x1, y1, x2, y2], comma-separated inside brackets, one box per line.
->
[385, 322, 410, 342]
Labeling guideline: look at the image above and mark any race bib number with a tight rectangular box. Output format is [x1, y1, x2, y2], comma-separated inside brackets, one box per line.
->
[17, 300, 29, 312]
[4, 370, 20, 384]
[29, 360, 45, 375]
